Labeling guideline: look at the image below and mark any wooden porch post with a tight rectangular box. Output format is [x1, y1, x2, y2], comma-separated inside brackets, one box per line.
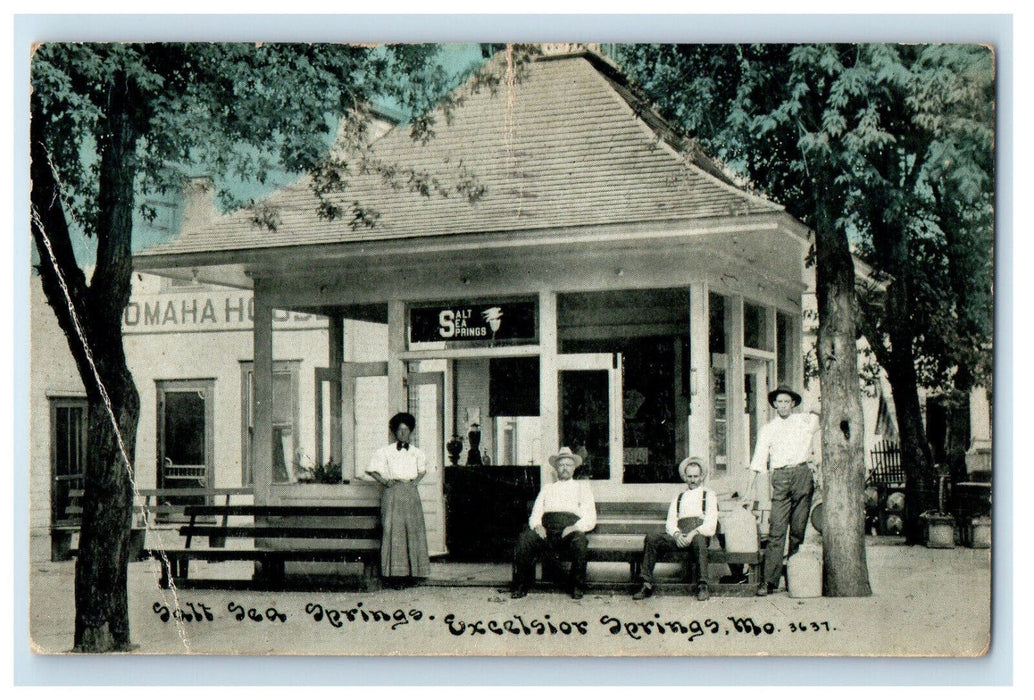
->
[387, 300, 407, 418]
[728, 295, 748, 476]
[793, 311, 805, 392]
[328, 313, 345, 464]
[539, 290, 558, 485]
[688, 284, 710, 471]
[252, 283, 274, 505]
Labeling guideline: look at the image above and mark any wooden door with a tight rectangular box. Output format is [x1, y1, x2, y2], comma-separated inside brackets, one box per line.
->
[408, 371, 447, 557]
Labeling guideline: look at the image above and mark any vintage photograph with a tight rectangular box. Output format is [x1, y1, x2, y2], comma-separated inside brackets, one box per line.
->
[26, 40, 994, 658]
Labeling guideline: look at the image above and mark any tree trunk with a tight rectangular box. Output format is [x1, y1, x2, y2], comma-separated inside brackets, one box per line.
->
[31, 73, 141, 652]
[814, 193, 872, 597]
[937, 188, 988, 490]
[875, 249, 938, 544]
[944, 369, 973, 488]
[74, 376, 138, 651]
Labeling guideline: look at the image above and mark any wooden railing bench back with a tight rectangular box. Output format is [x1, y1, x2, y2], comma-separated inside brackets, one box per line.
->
[145, 504, 382, 591]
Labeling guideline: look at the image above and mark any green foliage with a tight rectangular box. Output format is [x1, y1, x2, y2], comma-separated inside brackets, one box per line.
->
[31, 43, 456, 239]
[29, 41, 483, 651]
[296, 459, 343, 484]
[614, 43, 994, 394]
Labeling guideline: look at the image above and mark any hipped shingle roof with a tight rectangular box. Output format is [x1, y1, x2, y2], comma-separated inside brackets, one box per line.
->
[146, 51, 783, 257]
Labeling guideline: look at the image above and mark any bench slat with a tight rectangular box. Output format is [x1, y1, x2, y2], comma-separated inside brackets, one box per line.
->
[594, 522, 668, 535]
[179, 526, 381, 539]
[183, 505, 377, 518]
[137, 487, 253, 498]
[596, 502, 669, 517]
[149, 544, 380, 559]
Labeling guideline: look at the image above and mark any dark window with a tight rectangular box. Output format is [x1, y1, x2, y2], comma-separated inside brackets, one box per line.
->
[709, 293, 726, 354]
[489, 357, 540, 417]
[744, 302, 771, 351]
[50, 399, 87, 524]
[564, 337, 680, 483]
[559, 368, 611, 480]
[777, 312, 794, 385]
[163, 391, 206, 466]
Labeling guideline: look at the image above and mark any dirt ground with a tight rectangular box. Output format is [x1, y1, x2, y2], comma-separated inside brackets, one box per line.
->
[28, 538, 991, 658]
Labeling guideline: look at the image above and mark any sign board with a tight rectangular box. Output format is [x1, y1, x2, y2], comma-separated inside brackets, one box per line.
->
[409, 301, 537, 344]
[123, 291, 326, 334]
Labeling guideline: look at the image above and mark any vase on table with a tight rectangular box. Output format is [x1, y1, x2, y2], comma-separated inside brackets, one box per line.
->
[466, 424, 483, 466]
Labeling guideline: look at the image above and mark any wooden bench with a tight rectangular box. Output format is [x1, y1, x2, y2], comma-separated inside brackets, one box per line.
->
[586, 501, 764, 596]
[135, 487, 254, 523]
[146, 504, 382, 591]
[50, 489, 84, 561]
[52, 487, 253, 561]
[515, 501, 765, 596]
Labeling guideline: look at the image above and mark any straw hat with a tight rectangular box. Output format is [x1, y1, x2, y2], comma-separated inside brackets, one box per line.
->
[548, 446, 583, 469]
[677, 456, 707, 482]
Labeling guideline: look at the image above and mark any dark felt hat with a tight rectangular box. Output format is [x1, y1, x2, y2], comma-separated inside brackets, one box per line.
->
[767, 385, 802, 408]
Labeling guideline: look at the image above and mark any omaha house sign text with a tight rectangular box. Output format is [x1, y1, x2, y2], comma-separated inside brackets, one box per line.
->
[123, 291, 326, 334]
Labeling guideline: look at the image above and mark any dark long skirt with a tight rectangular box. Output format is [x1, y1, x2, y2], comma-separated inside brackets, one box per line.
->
[380, 481, 430, 578]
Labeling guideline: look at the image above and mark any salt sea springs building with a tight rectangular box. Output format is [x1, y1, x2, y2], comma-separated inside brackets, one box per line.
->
[33, 48, 966, 567]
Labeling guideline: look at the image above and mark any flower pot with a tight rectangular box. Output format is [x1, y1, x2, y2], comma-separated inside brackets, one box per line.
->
[962, 515, 991, 549]
[923, 513, 956, 549]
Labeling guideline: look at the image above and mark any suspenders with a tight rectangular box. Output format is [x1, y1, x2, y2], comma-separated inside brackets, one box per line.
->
[677, 489, 707, 516]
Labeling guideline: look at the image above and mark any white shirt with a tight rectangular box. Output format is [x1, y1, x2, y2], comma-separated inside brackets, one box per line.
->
[365, 442, 427, 481]
[750, 412, 820, 473]
[528, 479, 597, 533]
[666, 486, 719, 537]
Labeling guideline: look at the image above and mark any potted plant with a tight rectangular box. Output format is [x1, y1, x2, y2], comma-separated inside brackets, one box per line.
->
[296, 457, 344, 484]
[921, 473, 956, 549]
[312, 459, 343, 484]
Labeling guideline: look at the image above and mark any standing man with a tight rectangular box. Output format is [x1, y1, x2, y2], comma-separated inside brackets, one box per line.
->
[632, 456, 718, 601]
[365, 412, 430, 587]
[511, 447, 597, 600]
[749, 385, 820, 596]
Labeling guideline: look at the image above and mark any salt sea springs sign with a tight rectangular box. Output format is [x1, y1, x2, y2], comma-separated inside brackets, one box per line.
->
[409, 301, 537, 344]
[122, 291, 326, 334]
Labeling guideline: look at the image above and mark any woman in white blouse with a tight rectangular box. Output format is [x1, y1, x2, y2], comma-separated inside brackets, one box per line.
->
[365, 412, 430, 586]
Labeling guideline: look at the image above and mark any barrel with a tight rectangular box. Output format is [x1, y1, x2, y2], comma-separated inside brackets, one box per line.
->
[809, 501, 824, 533]
[719, 507, 759, 553]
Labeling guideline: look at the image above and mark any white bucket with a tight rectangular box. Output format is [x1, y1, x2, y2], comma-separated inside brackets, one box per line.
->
[787, 546, 822, 598]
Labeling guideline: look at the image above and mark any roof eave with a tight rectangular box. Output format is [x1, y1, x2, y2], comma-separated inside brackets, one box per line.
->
[134, 210, 807, 272]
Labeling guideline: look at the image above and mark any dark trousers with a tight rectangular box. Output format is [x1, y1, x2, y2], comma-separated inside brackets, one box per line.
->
[763, 463, 815, 587]
[512, 528, 588, 592]
[640, 532, 709, 585]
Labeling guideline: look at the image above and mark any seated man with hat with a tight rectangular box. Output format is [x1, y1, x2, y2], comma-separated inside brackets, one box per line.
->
[511, 447, 597, 600]
[632, 456, 718, 601]
[748, 384, 820, 596]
